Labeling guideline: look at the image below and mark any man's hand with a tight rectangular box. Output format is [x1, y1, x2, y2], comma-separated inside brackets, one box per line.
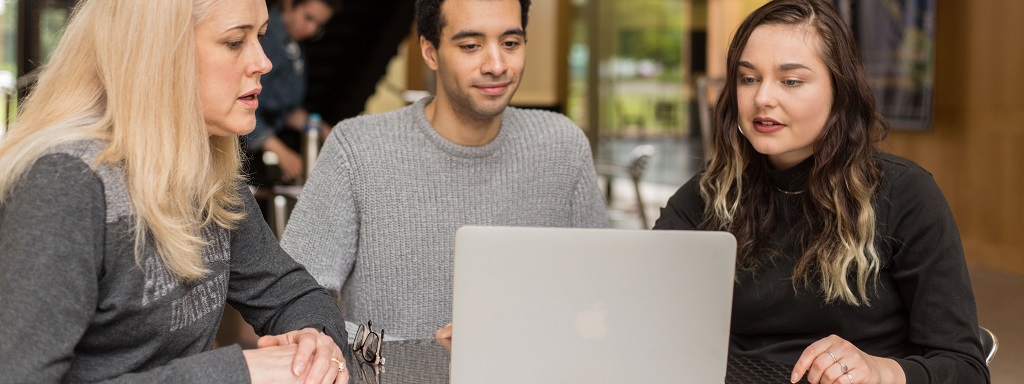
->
[435, 323, 453, 352]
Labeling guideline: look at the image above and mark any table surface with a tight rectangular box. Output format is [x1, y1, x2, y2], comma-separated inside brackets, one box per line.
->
[344, 339, 809, 384]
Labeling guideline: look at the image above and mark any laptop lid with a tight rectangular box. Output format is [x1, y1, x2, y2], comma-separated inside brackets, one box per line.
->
[450, 226, 737, 383]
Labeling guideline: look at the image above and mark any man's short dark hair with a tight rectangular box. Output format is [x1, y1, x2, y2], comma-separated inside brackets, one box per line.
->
[415, 0, 531, 48]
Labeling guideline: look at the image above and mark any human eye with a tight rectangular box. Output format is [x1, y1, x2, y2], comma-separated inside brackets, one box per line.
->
[738, 75, 758, 85]
[226, 40, 244, 50]
[501, 36, 524, 48]
[783, 79, 804, 87]
[460, 43, 480, 51]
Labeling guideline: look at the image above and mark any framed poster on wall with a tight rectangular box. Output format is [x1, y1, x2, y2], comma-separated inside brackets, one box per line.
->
[835, 0, 936, 131]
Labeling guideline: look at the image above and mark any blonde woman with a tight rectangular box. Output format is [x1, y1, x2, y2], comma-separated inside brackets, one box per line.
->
[655, 1, 988, 383]
[0, 0, 349, 383]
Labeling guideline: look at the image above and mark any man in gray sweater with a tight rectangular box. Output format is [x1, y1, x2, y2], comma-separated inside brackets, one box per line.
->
[281, 0, 608, 339]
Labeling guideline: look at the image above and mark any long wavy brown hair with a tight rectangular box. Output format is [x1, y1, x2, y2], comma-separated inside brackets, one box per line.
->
[700, 0, 888, 305]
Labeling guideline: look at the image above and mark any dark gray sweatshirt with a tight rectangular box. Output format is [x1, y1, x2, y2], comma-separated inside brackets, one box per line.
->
[0, 141, 346, 383]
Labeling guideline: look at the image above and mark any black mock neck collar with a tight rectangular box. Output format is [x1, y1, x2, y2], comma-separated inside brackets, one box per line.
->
[766, 156, 813, 194]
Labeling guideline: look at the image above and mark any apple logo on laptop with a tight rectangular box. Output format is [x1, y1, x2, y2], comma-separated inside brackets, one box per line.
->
[575, 302, 608, 340]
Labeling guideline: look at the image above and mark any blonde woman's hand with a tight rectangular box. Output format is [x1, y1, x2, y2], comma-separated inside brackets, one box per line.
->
[243, 345, 305, 384]
[257, 328, 349, 384]
[790, 335, 906, 384]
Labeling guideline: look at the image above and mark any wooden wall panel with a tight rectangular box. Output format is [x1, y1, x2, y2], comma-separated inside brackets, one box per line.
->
[883, 0, 1024, 275]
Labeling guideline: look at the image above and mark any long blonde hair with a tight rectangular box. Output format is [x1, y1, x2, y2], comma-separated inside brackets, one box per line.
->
[701, 0, 887, 306]
[0, 0, 245, 281]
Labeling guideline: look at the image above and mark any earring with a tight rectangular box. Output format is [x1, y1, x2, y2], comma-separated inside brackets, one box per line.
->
[737, 124, 745, 136]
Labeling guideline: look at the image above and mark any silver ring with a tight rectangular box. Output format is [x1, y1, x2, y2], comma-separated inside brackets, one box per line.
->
[331, 357, 346, 372]
[839, 361, 849, 373]
[826, 350, 837, 364]
[847, 373, 854, 383]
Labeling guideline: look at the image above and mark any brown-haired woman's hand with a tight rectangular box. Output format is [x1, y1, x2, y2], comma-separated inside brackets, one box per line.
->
[790, 335, 906, 384]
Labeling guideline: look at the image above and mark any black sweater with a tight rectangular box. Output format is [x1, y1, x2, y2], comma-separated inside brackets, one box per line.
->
[655, 152, 989, 383]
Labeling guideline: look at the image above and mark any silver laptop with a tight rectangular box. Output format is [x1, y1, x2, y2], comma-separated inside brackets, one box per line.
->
[450, 226, 737, 384]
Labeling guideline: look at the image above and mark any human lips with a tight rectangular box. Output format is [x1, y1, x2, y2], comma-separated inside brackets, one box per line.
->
[475, 81, 511, 96]
[753, 116, 785, 134]
[238, 88, 261, 108]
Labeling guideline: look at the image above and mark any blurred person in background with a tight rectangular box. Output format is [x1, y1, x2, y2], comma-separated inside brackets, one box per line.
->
[243, 0, 338, 184]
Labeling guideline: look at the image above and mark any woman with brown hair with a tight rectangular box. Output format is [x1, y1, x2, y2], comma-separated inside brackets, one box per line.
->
[655, 0, 988, 383]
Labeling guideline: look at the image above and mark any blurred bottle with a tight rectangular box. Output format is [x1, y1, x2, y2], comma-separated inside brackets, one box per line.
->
[302, 113, 322, 183]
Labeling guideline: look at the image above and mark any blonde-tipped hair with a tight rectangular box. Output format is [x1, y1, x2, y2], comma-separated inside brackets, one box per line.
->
[700, 0, 887, 306]
[0, 0, 245, 281]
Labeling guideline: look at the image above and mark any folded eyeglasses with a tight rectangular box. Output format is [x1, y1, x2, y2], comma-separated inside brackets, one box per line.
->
[353, 321, 386, 383]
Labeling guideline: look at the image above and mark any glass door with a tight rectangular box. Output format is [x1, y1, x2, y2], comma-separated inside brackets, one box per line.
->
[570, 0, 703, 188]
[1, 0, 16, 132]
[1, 0, 74, 133]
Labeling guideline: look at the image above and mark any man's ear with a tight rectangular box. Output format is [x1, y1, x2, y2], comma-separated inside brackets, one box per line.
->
[420, 36, 440, 71]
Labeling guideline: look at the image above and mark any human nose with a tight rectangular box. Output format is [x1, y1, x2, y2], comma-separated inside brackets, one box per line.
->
[753, 82, 777, 109]
[480, 45, 508, 77]
[249, 43, 273, 76]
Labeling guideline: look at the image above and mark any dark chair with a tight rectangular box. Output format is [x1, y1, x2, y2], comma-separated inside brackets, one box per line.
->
[980, 326, 998, 366]
[595, 145, 656, 228]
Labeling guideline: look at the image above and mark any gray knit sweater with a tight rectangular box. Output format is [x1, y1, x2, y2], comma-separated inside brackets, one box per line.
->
[282, 97, 608, 338]
[0, 141, 347, 383]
